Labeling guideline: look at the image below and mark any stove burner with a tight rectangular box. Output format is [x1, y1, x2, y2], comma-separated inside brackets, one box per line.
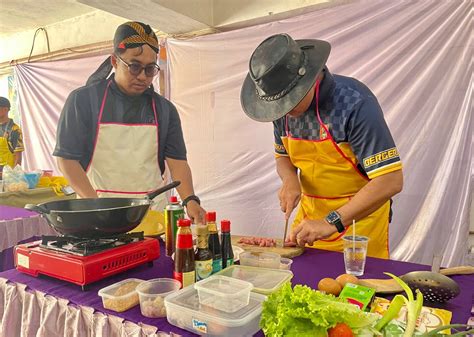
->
[40, 232, 145, 256]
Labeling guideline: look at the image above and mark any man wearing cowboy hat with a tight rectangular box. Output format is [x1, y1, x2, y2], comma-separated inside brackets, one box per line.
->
[240, 34, 403, 258]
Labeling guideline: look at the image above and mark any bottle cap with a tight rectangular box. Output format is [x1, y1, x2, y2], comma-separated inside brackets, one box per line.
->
[195, 225, 208, 236]
[170, 196, 178, 203]
[206, 211, 216, 222]
[177, 218, 191, 227]
[221, 219, 231, 232]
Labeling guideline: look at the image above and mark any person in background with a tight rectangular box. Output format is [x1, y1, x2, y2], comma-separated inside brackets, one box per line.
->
[53, 21, 205, 224]
[240, 34, 403, 258]
[0, 97, 23, 177]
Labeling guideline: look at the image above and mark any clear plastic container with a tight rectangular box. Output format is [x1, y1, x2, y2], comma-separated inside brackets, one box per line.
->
[215, 265, 293, 295]
[239, 251, 281, 269]
[136, 278, 181, 318]
[98, 278, 143, 312]
[279, 257, 293, 270]
[194, 275, 253, 313]
[165, 285, 266, 336]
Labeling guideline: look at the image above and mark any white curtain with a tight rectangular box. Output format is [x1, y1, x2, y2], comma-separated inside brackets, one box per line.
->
[165, 0, 472, 266]
[14, 55, 161, 174]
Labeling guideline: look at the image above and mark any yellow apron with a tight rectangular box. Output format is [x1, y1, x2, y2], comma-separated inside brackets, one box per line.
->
[86, 80, 166, 236]
[281, 82, 390, 258]
[0, 122, 15, 168]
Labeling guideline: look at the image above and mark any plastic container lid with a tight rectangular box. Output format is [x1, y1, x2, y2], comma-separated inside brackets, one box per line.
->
[194, 275, 253, 313]
[165, 285, 266, 329]
[215, 265, 293, 295]
[239, 251, 281, 269]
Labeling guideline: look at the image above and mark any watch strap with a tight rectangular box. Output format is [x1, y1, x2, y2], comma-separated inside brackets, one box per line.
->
[182, 194, 200, 207]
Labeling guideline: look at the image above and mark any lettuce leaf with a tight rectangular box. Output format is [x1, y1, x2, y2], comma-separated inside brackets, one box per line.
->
[260, 283, 378, 337]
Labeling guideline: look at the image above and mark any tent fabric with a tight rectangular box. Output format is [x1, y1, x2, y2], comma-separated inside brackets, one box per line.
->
[13, 0, 472, 266]
[164, 0, 472, 266]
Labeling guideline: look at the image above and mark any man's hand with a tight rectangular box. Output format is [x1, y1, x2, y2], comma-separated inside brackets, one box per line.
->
[279, 175, 301, 219]
[185, 200, 206, 225]
[289, 218, 337, 247]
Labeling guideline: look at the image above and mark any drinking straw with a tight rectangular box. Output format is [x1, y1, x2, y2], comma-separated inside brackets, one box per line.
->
[352, 219, 356, 251]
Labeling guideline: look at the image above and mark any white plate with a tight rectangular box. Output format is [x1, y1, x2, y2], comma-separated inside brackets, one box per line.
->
[232, 245, 244, 262]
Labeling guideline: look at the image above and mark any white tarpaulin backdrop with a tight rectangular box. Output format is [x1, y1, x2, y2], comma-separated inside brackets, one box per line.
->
[165, 0, 472, 266]
[13, 1, 472, 266]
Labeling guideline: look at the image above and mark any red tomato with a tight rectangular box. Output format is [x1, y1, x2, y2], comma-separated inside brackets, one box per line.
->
[327, 323, 354, 337]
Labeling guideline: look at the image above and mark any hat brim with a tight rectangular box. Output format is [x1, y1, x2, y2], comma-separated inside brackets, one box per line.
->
[240, 39, 330, 122]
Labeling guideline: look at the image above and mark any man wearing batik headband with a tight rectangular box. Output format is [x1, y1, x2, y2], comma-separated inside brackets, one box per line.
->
[240, 34, 403, 258]
[54, 21, 206, 225]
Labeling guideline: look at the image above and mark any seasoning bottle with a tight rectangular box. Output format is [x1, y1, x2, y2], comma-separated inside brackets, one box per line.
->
[173, 218, 195, 288]
[165, 196, 184, 256]
[221, 219, 234, 269]
[206, 211, 222, 274]
[194, 225, 213, 281]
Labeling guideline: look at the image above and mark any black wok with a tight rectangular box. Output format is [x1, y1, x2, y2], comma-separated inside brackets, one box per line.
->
[25, 181, 180, 238]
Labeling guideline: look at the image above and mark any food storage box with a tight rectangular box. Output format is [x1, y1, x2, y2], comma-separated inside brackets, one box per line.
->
[215, 265, 293, 295]
[136, 278, 181, 318]
[165, 285, 266, 336]
[194, 275, 253, 313]
[279, 257, 293, 270]
[239, 251, 281, 269]
[98, 278, 143, 312]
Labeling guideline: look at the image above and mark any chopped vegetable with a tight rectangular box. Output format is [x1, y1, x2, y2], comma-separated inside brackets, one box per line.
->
[328, 322, 354, 337]
[260, 283, 377, 337]
[375, 272, 423, 337]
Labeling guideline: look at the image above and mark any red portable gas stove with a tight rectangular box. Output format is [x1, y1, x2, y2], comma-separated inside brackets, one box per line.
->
[15, 232, 159, 290]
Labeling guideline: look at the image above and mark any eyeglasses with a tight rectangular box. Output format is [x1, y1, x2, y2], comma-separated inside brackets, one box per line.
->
[115, 55, 160, 77]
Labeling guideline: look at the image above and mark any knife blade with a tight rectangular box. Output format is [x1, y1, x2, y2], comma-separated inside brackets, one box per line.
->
[279, 218, 289, 248]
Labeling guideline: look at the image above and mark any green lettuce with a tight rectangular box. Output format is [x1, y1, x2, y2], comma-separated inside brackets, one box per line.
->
[260, 283, 378, 337]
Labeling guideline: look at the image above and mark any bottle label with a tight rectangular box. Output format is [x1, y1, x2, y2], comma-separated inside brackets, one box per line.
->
[196, 259, 213, 280]
[173, 270, 196, 288]
[212, 259, 222, 274]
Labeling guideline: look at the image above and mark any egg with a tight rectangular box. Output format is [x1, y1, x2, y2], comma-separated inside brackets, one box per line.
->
[335, 274, 359, 287]
[318, 278, 342, 296]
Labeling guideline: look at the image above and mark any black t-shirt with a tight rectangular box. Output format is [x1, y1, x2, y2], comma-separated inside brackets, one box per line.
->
[53, 75, 187, 174]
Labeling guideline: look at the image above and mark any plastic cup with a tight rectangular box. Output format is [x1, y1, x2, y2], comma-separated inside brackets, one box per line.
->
[136, 278, 181, 318]
[342, 235, 369, 276]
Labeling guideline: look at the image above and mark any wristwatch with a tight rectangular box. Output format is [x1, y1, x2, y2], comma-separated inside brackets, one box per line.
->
[182, 194, 200, 208]
[325, 211, 345, 233]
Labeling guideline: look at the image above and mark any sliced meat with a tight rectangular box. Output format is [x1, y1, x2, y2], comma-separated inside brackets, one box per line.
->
[238, 236, 277, 247]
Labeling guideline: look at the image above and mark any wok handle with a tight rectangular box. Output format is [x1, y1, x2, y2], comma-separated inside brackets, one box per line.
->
[25, 204, 51, 215]
[146, 181, 181, 200]
[440, 266, 474, 276]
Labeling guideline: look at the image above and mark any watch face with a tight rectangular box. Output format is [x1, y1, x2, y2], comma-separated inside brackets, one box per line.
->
[327, 212, 339, 223]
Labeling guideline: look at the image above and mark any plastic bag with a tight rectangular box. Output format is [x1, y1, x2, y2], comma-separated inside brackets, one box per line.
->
[24, 170, 43, 189]
[3, 165, 29, 192]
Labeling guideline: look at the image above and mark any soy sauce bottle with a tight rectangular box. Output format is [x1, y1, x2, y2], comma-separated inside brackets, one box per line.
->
[194, 225, 213, 281]
[221, 219, 234, 269]
[206, 211, 222, 274]
[173, 218, 195, 288]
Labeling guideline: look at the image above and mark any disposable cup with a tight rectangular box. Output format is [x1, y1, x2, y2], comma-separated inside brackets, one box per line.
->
[342, 235, 369, 276]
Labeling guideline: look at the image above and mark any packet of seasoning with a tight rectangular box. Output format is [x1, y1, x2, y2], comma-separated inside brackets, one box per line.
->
[338, 283, 375, 311]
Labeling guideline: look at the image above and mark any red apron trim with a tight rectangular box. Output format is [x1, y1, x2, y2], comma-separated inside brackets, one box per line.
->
[96, 189, 151, 195]
[320, 227, 348, 242]
[99, 122, 156, 126]
[86, 80, 159, 175]
[303, 192, 353, 200]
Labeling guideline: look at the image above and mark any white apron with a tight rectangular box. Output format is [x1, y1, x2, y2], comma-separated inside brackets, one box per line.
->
[86, 80, 166, 234]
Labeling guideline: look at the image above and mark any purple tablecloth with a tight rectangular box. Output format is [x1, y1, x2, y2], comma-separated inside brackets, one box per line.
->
[0, 205, 38, 220]
[0, 240, 473, 336]
[0, 205, 55, 271]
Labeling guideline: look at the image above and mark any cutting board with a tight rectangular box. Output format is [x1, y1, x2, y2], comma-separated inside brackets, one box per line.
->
[231, 235, 304, 258]
[358, 266, 474, 294]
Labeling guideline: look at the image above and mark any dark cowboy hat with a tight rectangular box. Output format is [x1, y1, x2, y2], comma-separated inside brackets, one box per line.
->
[240, 34, 331, 122]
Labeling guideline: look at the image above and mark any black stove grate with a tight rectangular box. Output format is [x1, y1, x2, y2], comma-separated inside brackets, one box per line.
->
[40, 232, 145, 256]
